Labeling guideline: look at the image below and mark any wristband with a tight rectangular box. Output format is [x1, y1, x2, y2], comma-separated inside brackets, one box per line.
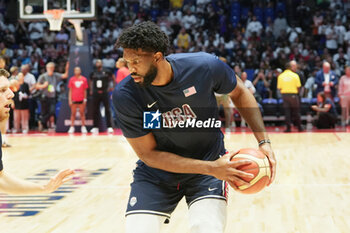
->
[258, 139, 271, 146]
[84, 98, 87, 102]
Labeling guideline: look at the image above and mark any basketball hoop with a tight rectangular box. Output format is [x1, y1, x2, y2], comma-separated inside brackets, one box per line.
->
[44, 9, 65, 31]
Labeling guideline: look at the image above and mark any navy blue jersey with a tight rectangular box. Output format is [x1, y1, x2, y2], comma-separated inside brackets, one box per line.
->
[113, 52, 236, 164]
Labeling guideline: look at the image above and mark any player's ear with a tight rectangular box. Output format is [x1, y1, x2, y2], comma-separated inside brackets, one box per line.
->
[154, 52, 163, 63]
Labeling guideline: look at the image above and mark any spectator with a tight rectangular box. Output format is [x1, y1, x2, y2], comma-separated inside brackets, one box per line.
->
[277, 61, 303, 132]
[311, 91, 338, 128]
[246, 15, 263, 39]
[338, 66, 350, 126]
[68, 67, 88, 134]
[89, 60, 114, 134]
[304, 69, 317, 99]
[253, 70, 269, 101]
[315, 61, 338, 98]
[20, 64, 37, 130]
[102, 53, 115, 72]
[115, 58, 130, 85]
[9, 66, 19, 81]
[241, 71, 256, 95]
[176, 27, 191, 50]
[28, 21, 45, 41]
[55, 28, 69, 44]
[273, 11, 288, 39]
[181, 10, 196, 30]
[36, 62, 69, 131]
[13, 72, 30, 134]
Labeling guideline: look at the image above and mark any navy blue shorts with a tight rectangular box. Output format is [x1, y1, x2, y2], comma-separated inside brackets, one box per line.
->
[125, 162, 228, 219]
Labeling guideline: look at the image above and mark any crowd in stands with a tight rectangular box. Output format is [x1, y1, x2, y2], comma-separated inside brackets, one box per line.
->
[1, 0, 350, 133]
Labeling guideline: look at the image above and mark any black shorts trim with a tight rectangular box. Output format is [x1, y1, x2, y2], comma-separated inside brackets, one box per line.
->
[72, 101, 84, 104]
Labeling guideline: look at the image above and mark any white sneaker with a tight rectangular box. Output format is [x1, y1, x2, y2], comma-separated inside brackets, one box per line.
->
[22, 129, 28, 134]
[90, 127, 99, 134]
[68, 126, 75, 134]
[107, 127, 114, 134]
[81, 126, 87, 134]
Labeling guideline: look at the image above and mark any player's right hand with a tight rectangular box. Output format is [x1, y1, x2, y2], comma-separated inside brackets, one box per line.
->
[43, 169, 75, 193]
[210, 152, 253, 189]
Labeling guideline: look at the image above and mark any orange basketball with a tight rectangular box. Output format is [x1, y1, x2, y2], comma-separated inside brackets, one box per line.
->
[230, 148, 271, 194]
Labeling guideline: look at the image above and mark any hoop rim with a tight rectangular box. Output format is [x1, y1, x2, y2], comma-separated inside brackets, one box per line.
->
[44, 9, 65, 31]
[44, 9, 65, 19]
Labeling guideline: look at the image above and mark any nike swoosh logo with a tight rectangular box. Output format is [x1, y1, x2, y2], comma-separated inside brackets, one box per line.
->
[147, 101, 157, 108]
[208, 187, 218, 192]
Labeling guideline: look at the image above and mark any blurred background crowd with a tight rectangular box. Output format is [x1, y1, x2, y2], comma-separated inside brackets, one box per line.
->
[0, 0, 350, 135]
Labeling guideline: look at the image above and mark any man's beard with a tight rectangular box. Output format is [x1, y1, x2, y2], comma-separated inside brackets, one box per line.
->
[136, 65, 158, 88]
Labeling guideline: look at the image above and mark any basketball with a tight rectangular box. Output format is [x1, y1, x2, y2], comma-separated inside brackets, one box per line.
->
[231, 148, 271, 194]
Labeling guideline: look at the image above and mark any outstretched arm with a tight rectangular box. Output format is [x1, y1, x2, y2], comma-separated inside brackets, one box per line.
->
[0, 169, 74, 195]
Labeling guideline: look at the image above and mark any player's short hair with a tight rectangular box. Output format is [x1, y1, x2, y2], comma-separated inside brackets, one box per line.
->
[0, 68, 10, 78]
[115, 21, 169, 55]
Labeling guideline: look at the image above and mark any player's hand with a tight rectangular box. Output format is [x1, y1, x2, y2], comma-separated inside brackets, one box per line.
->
[258, 143, 276, 186]
[69, 101, 72, 107]
[42, 169, 75, 193]
[211, 152, 253, 189]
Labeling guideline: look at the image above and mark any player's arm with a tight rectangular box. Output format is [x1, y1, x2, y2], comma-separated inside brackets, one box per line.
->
[127, 133, 253, 187]
[0, 169, 74, 195]
[228, 76, 276, 185]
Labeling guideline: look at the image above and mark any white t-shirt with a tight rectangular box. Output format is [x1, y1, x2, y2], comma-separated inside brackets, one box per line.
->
[244, 80, 256, 94]
[246, 21, 263, 37]
[102, 58, 115, 69]
[24, 72, 36, 93]
[28, 22, 45, 40]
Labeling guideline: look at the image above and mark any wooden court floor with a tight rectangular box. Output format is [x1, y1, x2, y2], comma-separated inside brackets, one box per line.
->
[1, 132, 350, 233]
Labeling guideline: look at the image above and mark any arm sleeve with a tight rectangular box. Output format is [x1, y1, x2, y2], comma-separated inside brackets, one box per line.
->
[208, 55, 237, 94]
[112, 89, 150, 138]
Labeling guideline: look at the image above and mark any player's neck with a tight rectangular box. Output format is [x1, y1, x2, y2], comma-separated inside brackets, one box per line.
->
[152, 60, 173, 86]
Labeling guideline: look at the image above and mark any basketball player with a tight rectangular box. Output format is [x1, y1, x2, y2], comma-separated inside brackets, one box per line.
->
[0, 69, 74, 194]
[113, 22, 276, 233]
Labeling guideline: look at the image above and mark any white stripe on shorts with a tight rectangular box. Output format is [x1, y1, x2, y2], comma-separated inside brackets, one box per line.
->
[188, 195, 227, 207]
[125, 210, 171, 219]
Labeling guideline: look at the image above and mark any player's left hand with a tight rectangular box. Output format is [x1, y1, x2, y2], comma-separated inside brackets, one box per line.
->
[42, 169, 75, 193]
[258, 143, 276, 186]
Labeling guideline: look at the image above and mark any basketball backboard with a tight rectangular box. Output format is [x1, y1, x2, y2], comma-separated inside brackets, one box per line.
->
[18, 0, 96, 20]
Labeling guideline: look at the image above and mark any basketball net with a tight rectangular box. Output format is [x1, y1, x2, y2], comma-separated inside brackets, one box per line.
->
[44, 9, 65, 31]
